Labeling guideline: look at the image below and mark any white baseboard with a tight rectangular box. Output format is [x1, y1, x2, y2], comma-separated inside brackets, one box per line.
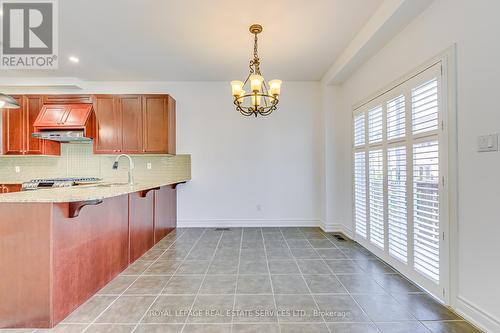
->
[177, 219, 320, 228]
[319, 221, 354, 238]
[455, 296, 500, 333]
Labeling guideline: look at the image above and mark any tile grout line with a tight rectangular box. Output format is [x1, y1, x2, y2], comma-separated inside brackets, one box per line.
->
[75, 229, 188, 333]
[178, 229, 225, 333]
[280, 228, 332, 333]
[318, 230, 384, 332]
[129, 228, 208, 333]
[230, 228, 244, 332]
[260, 227, 282, 333]
[327, 235, 444, 330]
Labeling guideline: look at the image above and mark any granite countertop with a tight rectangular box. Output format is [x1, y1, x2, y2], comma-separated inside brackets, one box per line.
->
[0, 178, 188, 203]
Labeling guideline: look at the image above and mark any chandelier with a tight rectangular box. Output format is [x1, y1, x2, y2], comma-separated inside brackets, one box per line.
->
[230, 24, 282, 117]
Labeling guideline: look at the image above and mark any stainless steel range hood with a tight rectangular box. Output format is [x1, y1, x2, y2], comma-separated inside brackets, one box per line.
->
[32, 130, 93, 142]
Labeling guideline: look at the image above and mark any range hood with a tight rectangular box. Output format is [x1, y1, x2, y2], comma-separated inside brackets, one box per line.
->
[32, 104, 95, 143]
[32, 130, 92, 142]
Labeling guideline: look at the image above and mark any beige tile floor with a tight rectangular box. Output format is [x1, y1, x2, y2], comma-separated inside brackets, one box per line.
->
[1, 227, 483, 333]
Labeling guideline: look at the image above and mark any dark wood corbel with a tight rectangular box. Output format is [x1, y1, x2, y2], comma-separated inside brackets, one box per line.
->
[172, 182, 186, 189]
[68, 199, 103, 218]
[139, 187, 160, 198]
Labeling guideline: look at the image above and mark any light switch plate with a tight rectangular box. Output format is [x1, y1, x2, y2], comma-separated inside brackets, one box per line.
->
[478, 133, 498, 152]
[147, 162, 152, 170]
[15, 166, 20, 173]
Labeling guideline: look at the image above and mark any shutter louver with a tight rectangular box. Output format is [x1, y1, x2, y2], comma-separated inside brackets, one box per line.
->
[413, 141, 440, 281]
[369, 149, 384, 249]
[412, 78, 438, 134]
[387, 146, 407, 263]
[368, 106, 383, 143]
[387, 95, 405, 140]
[354, 113, 365, 147]
[354, 151, 367, 238]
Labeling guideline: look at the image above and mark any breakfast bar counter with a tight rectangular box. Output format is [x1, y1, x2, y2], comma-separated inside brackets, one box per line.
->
[0, 156, 191, 329]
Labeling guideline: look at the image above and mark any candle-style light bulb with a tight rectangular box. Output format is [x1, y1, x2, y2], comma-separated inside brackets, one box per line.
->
[269, 80, 282, 96]
[249, 74, 264, 93]
[231, 81, 244, 97]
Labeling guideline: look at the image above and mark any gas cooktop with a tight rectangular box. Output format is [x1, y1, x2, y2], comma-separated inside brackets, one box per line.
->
[22, 177, 102, 191]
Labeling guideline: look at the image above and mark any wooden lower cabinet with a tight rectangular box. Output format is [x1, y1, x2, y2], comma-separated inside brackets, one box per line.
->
[0, 185, 177, 329]
[129, 190, 154, 263]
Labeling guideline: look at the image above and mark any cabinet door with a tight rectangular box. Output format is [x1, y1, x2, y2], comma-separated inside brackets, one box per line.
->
[34, 105, 66, 126]
[143, 95, 168, 153]
[60, 104, 92, 127]
[129, 191, 154, 263]
[153, 185, 177, 243]
[24, 96, 44, 154]
[119, 95, 143, 153]
[2, 96, 24, 155]
[94, 95, 122, 153]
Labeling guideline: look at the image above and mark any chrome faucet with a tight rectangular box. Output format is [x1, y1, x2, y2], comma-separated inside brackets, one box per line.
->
[112, 154, 135, 185]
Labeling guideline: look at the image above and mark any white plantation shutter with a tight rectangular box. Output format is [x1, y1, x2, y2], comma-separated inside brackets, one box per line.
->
[352, 62, 445, 298]
[354, 151, 367, 238]
[413, 141, 440, 281]
[387, 95, 405, 140]
[369, 149, 384, 249]
[368, 106, 383, 143]
[354, 113, 365, 147]
[412, 78, 439, 134]
[387, 146, 407, 263]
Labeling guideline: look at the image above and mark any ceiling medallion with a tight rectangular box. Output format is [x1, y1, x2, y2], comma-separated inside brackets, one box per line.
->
[231, 24, 282, 117]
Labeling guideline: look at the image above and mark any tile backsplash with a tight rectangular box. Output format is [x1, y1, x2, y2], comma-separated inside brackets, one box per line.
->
[0, 143, 190, 184]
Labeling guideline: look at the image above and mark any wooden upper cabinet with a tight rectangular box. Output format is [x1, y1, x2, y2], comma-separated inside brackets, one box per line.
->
[34, 104, 92, 128]
[34, 105, 66, 126]
[2, 95, 60, 155]
[119, 95, 143, 153]
[94, 95, 121, 154]
[143, 95, 168, 153]
[93, 94, 176, 154]
[61, 105, 93, 127]
[24, 96, 44, 154]
[2, 96, 24, 155]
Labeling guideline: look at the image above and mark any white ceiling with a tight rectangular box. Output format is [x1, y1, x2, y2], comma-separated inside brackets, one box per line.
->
[2, 0, 383, 81]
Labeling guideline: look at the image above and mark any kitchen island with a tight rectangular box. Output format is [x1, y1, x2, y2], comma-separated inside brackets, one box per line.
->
[0, 155, 191, 329]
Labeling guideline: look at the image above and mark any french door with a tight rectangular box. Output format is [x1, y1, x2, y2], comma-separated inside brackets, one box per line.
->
[352, 62, 448, 300]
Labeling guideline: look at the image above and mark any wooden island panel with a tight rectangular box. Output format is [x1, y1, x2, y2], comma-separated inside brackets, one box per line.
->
[51, 196, 129, 324]
[154, 185, 177, 243]
[0, 203, 52, 328]
[129, 190, 154, 263]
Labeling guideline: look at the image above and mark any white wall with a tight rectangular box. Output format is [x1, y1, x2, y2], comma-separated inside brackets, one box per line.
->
[3, 81, 323, 227]
[173, 82, 323, 227]
[323, 0, 500, 331]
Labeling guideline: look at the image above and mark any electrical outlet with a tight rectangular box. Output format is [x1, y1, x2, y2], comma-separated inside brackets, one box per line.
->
[147, 162, 152, 170]
[15, 166, 21, 173]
